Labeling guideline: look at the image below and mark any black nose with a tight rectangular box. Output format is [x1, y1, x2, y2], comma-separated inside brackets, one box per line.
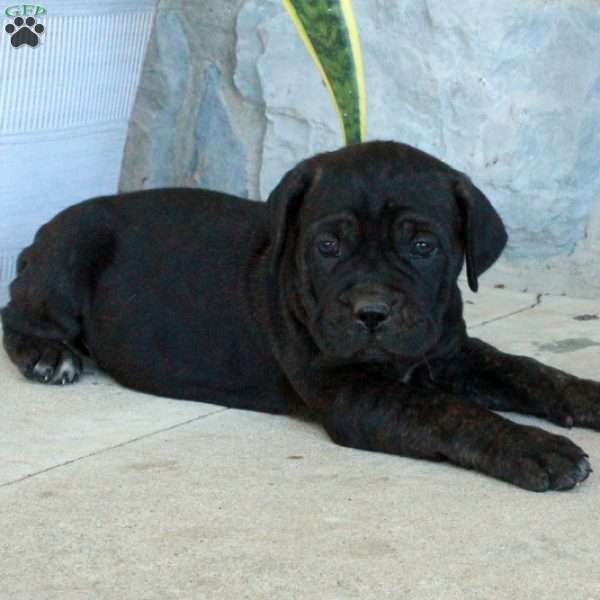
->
[354, 301, 391, 331]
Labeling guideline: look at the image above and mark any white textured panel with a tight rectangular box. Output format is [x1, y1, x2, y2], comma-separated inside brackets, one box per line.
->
[0, 3, 156, 305]
[0, 11, 154, 133]
[0, 123, 132, 305]
[0, 251, 18, 307]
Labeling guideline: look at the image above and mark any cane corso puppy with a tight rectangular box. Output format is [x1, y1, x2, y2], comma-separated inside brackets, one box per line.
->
[3, 141, 600, 491]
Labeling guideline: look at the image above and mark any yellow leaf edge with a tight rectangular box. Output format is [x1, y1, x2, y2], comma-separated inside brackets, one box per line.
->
[281, 0, 367, 144]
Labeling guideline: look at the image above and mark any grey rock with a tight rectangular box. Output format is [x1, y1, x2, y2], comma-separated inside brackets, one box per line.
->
[147, 10, 192, 188]
[234, 0, 280, 104]
[235, 0, 600, 258]
[190, 64, 248, 198]
[121, 2, 264, 197]
[120, 10, 191, 190]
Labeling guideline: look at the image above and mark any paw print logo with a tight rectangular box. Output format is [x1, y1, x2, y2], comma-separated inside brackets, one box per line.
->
[5, 16, 45, 48]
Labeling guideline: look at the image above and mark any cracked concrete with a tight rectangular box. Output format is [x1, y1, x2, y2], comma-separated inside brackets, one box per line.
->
[1, 285, 600, 599]
[460, 283, 542, 329]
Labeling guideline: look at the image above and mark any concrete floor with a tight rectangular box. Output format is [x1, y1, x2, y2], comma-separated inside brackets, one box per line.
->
[1, 285, 600, 599]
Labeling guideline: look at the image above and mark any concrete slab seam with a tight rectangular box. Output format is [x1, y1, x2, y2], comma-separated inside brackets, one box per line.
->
[470, 293, 543, 330]
[0, 407, 229, 490]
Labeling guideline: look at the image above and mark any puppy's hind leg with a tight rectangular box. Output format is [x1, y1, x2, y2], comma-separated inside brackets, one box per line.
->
[1, 206, 113, 385]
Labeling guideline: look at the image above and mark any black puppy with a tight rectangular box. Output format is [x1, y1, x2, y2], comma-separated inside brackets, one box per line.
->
[3, 141, 599, 491]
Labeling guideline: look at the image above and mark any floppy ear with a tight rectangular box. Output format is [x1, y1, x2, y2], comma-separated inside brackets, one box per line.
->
[455, 175, 508, 293]
[266, 161, 314, 275]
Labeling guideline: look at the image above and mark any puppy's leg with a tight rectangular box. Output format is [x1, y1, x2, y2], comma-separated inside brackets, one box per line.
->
[1, 208, 112, 385]
[320, 381, 591, 491]
[443, 337, 600, 430]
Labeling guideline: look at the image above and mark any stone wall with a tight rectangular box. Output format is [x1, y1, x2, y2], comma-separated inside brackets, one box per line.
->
[120, 0, 600, 298]
[120, 0, 264, 198]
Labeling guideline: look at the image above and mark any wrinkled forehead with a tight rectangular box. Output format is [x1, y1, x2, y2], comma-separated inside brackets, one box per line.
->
[300, 166, 460, 228]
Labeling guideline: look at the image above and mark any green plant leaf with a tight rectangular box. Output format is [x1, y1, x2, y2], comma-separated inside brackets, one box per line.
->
[283, 0, 366, 145]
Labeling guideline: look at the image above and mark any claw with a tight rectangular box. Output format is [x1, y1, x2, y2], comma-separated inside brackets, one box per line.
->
[575, 457, 592, 484]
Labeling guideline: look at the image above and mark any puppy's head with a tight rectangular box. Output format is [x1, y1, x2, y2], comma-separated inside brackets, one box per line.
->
[267, 141, 507, 364]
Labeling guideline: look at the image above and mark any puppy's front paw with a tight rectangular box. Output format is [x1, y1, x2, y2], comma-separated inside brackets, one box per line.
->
[544, 378, 600, 431]
[490, 425, 591, 492]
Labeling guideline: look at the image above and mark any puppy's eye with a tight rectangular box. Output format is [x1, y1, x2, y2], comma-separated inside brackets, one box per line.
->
[410, 239, 437, 258]
[317, 236, 340, 257]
